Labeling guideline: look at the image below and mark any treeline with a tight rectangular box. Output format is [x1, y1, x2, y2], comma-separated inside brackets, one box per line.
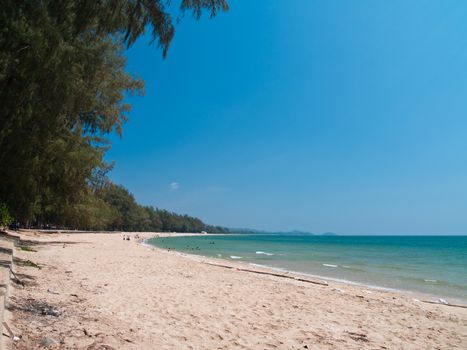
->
[58, 181, 229, 233]
[0, 1, 229, 232]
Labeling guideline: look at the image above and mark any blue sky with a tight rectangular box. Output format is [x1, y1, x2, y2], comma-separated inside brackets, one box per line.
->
[107, 1, 467, 234]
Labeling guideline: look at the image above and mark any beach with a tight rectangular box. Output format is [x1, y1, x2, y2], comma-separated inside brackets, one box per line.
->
[9, 231, 467, 349]
[148, 234, 467, 302]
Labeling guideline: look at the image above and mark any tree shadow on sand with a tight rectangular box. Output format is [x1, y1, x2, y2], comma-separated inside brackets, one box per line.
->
[0, 231, 85, 249]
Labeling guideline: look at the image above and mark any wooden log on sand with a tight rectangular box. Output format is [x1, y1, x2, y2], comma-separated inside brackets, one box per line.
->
[204, 262, 328, 286]
[421, 300, 467, 309]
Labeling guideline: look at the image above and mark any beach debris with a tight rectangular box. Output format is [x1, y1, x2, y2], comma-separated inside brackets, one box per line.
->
[47, 288, 59, 295]
[2, 321, 21, 341]
[41, 308, 60, 317]
[40, 337, 57, 348]
[87, 342, 116, 350]
[346, 331, 369, 342]
[420, 299, 467, 309]
[22, 298, 63, 317]
[331, 288, 343, 293]
[10, 269, 25, 286]
[204, 262, 328, 286]
[70, 294, 85, 303]
[438, 298, 449, 305]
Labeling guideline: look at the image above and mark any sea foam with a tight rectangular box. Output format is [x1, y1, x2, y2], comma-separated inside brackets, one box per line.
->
[256, 251, 274, 256]
[322, 263, 338, 268]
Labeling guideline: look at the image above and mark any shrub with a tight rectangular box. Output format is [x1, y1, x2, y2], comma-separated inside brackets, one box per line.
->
[0, 203, 13, 228]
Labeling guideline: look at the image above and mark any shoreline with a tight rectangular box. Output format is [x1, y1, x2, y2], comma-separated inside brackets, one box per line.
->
[9, 231, 467, 349]
[144, 233, 467, 307]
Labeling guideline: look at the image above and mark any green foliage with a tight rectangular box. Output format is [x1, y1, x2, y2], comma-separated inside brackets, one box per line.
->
[0, 0, 228, 231]
[92, 182, 228, 233]
[0, 1, 144, 220]
[22, 259, 41, 269]
[18, 245, 37, 252]
[0, 203, 13, 228]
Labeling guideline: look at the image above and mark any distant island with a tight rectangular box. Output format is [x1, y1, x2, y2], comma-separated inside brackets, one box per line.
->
[228, 228, 338, 236]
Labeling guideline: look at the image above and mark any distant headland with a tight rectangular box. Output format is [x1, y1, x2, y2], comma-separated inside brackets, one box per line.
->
[228, 228, 338, 236]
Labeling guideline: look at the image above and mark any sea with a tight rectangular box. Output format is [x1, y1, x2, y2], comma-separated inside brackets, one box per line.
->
[146, 234, 467, 302]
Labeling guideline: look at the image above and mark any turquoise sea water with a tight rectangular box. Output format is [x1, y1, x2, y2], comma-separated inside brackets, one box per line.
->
[147, 234, 467, 302]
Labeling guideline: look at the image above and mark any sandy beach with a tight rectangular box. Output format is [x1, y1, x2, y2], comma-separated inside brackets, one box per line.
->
[8, 231, 467, 349]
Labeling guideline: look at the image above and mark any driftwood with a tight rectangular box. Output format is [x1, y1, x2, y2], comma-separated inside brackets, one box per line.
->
[204, 262, 328, 286]
[2, 322, 13, 337]
[2, 322, 21, 341]
[205, 262, 467, 307]
[421, 300, 467, 309]
[9, 267, 24, 286]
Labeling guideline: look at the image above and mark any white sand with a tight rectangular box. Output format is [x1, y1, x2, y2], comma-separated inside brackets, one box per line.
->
[10, 231, 467, 349]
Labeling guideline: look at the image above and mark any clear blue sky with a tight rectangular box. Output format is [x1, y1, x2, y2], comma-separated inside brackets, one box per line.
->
[107, 1, 467, 234]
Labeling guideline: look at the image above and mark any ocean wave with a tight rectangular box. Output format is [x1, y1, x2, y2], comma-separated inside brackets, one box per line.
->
[230, 256, 242, 259]
[424, 279, 437, 283]
[322, 263, 338, 268]
[256, 251, 274, 256]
